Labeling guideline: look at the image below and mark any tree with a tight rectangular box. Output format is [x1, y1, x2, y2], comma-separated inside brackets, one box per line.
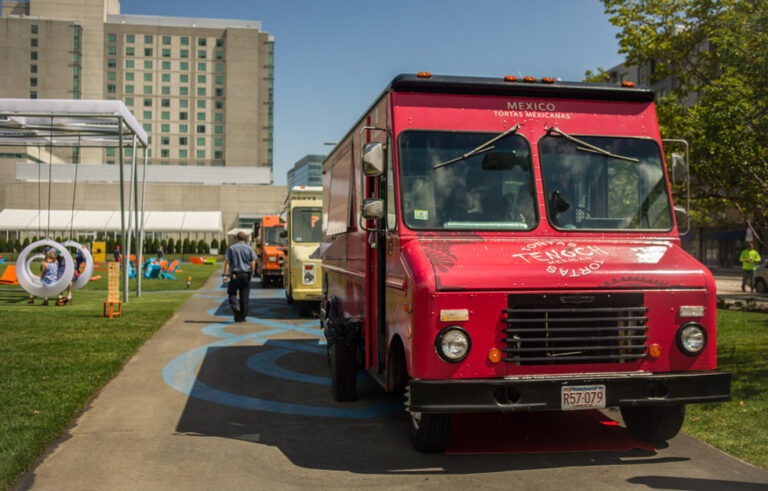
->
[596, 0, 768, 240]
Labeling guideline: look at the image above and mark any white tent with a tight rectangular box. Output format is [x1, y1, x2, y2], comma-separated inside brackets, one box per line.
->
[0, 98, 149, 301]
[0, 209, 222, 234]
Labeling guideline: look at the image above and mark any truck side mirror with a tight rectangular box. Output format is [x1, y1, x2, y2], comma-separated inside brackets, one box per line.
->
[671, 153, 687, 185]
[279, 230, 287, 238]
[362, 198, 385, 220]
[362, 142, 384, 177]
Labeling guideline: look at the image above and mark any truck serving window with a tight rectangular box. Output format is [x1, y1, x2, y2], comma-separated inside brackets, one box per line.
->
[540, 134, 673, 231]
[398, 130, 535, 231]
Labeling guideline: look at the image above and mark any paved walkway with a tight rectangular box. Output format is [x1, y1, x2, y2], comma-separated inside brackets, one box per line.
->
[16, 271, 768, 490]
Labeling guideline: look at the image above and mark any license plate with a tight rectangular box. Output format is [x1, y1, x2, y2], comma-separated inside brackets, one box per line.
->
[561, 385, 606, 411]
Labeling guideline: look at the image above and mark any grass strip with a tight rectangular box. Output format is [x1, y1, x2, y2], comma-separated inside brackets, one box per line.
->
[683, 309, 768, 469]
[0, 262, 219, 490]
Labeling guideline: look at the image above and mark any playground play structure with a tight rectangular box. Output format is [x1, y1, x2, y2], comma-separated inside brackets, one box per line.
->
[0, 98, 149, 302]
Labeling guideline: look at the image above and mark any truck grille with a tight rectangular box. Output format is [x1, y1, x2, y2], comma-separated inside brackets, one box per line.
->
[502, 293, 648, 365]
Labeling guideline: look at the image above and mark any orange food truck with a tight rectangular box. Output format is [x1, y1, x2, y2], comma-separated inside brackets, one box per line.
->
[320, 73, 731, 452]
[254, 215, 285, 288]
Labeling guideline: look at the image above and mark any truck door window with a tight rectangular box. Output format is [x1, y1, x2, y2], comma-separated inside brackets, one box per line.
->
[540, 135, 673, 231]
[398, 130, 534, 231]
[292, 207, 323, 242]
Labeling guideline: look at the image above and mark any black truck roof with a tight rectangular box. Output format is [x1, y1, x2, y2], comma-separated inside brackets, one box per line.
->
[389, 73, 655, 103]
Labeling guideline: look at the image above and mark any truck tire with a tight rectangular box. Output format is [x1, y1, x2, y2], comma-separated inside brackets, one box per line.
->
[260, 271, 267, 288]
[408, 412, 451, 453]
[756, 277, 767, 293]
[620, 404, 685, 443]
[330, 341, 356, 402]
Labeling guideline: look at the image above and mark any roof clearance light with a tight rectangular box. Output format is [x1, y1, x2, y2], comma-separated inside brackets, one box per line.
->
[504, 75, 519, 82]
[523, 76, 537, 83]
[417, 71, 432, 78]
[621, 81, 636, 88]
[542, 77, 555, 84]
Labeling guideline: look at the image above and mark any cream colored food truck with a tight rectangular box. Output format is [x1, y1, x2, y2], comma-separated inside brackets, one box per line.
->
[281, 185, 324, 316]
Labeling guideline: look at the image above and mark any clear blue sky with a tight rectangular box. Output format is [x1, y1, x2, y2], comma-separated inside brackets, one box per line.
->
[119, 0, 625, 185]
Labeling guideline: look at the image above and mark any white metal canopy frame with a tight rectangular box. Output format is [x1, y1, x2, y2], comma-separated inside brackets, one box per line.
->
[0, 98, 150, 302]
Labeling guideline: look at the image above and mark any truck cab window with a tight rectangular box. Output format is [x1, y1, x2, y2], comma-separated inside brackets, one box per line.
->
[540, 135, 673, 231]
[398, 130, 535, 231]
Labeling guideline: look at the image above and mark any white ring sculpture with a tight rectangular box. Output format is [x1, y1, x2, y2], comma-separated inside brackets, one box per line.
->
[16, 239, 75, 298]
[63, 240, 94, 290]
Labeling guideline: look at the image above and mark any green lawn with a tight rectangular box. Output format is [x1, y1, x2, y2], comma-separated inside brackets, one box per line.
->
[683, 309, 768, 469]
[0, 263, 766, 488]
[0, 261, 221, 490]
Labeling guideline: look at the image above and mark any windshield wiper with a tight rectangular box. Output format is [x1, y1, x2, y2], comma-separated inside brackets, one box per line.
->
[547, 126, 639, 163]
[434, 124, 521, 169]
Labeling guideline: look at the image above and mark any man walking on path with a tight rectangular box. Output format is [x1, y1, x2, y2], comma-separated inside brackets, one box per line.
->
[223, 231, 257, 322]
[739, 241, 761, 292]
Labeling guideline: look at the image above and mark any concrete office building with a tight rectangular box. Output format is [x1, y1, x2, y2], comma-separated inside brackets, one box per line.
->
[0, 0, 286, 240]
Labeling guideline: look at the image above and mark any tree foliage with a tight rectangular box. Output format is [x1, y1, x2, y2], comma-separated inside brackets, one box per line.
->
[598, 0, 768, 238]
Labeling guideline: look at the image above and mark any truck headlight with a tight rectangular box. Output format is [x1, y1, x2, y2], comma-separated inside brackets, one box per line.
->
[676, 322, 707, 356]
[435, 326, 470, 362]
[268, 256, 277, 263]
[302, 263, 316, 285]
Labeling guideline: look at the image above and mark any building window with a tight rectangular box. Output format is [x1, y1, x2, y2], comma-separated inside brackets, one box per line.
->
[179, 99, 188, 108]
[196, 112, 205, 121]
[180, 87, 189, 96]
[31, 25, 38, 34]
[144, 48, 153, 57]
[161, 149, 170, 158]
[125, 72, 134, 81]
[125, 97, 134, 106]
[143, 111, 152, 119]
[162, 36, 171, 45]
[161, 112, 170, 120]
[162, 48, 171, 58]
[197, 100, 206, 108]
[30, 77, 37, 87]
[180, 62, 189, 71]
[126, 34, 135, 43]
[196, 125, 206, 133]
[162, 61, 170, 70]
[180, 74, 189, 83]
[198, 50, 207, 59]
[197, 74, 207, 83]
[30, 64, 37, 73]
[197, 87, 206, 96]
[215, 63, 225, 73]
[161, 98, 170, 107]
[161, 73, 170, 82]
[179, 124, 188, 132]
[198, 38, 207, 47]
[215, 88, 224, 97]
[180, 49, 189, 58]
[144, 35, 153, 44]
[107, 84, 116, 93]
[125, 60, 135, 69]
[179, 149, 188, 158]
[30, 38, 38, 48]
[197, 62, 206, 71]
[161, 86, 170, 95]
[144, 60, 153, 69]
[107, 33, 117, 43]
[161, 124, 170, 132]
[181, 36, 189, 46]
[179, 112, 188, 120]
[143, 86, 152, 95]
[196, 150, 206, 158]
[30, 51, 37, 60]
[125, 85, 134, 94]
[143, 98, 152, 107]
[144, 73, 152, 82]
[107, 58, 117, 68]
[214, 150, 223, 159]
[107, 72, 116, 80]
[126, 47, 135, 56]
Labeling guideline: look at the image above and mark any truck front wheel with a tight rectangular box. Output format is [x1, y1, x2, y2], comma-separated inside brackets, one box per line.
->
[620, 404, 685, 443]
[408, 411, 451, 453]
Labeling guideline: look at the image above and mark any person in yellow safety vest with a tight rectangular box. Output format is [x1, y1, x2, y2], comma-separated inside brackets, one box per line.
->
[739, 241, 761, 292]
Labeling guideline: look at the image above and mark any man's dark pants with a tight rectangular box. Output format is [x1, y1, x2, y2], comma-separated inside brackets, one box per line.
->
[227, 271, 252, 321]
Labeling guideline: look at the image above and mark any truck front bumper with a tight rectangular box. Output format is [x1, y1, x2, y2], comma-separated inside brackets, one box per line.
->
[408, 371, 731, 413]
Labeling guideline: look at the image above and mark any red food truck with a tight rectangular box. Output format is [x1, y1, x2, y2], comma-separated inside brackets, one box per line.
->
[320, 73, 731, 452]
